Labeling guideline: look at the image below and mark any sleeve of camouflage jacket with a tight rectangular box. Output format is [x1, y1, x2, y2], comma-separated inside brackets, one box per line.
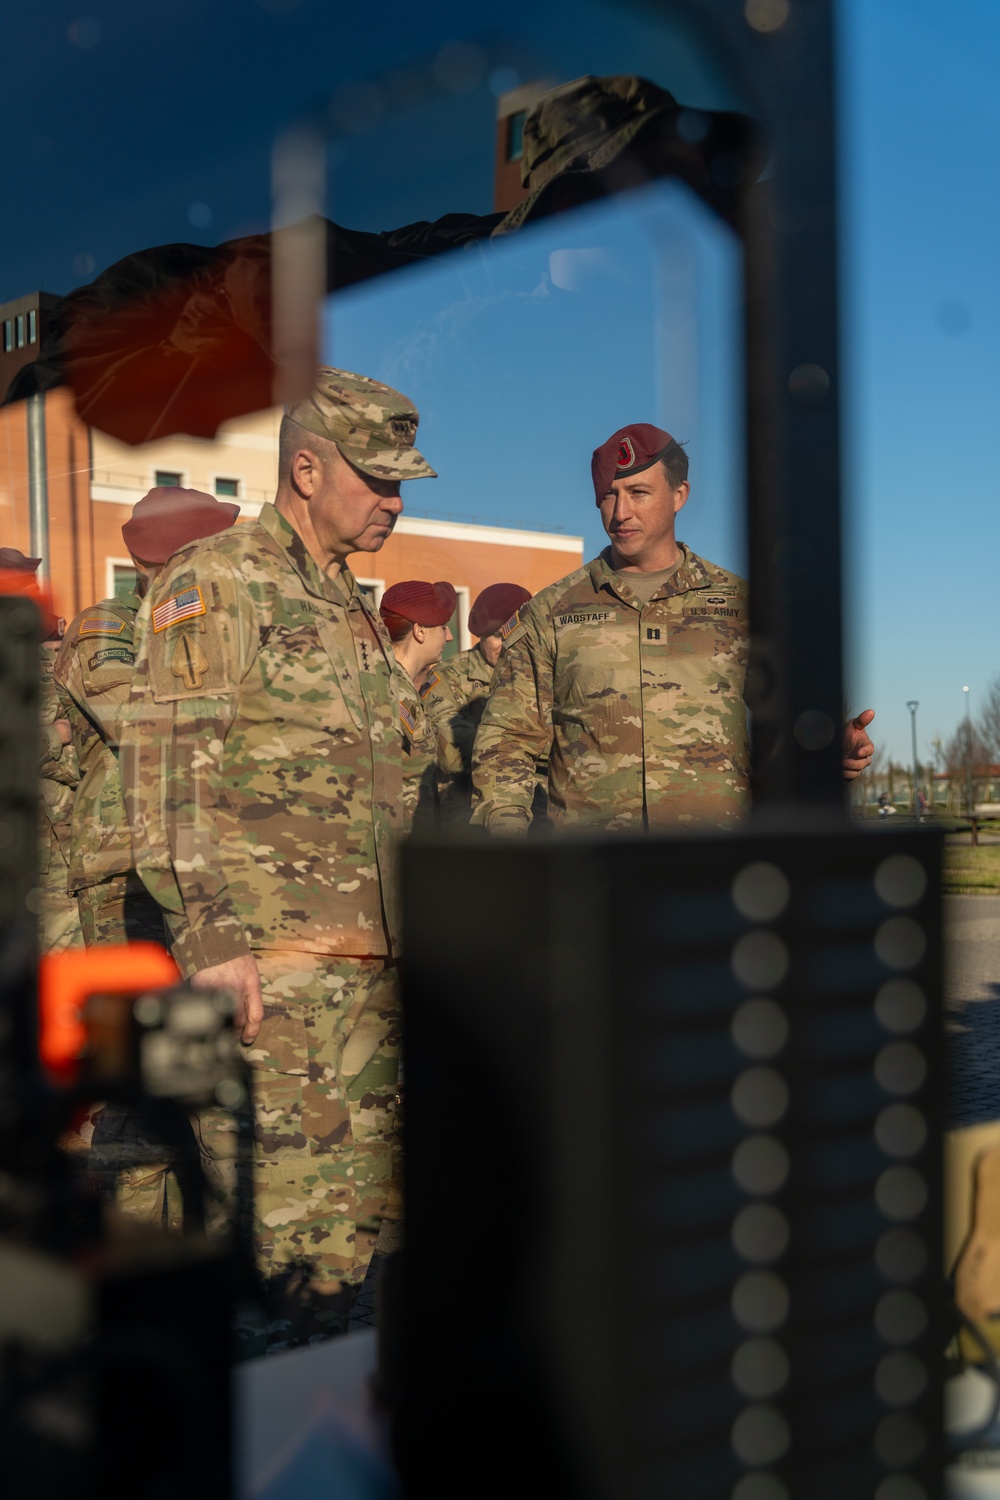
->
[39, 652, 74, 780]
[54, 629, 133, 748]
[421, 669, 466, 779]
[122, 557, 256, 975]
[471, 608, 554, 834]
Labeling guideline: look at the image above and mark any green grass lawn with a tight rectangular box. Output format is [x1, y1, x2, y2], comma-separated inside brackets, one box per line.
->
[944, 842, 1000, 893]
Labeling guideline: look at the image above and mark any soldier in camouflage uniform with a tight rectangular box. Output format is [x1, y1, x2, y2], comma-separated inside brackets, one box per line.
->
[379, 578, 457, 833]
[123, 368, 436, 1345]
[421, 581, 531, 825]
[55, 488, 240, 946]
[473, 424, 876, 834]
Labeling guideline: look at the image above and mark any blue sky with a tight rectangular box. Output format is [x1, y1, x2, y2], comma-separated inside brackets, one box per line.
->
[1, 0, 996, 763]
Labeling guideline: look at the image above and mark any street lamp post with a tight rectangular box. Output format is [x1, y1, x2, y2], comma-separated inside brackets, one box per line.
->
[963, 684, 974, 825]
[906, 700, 920, 821]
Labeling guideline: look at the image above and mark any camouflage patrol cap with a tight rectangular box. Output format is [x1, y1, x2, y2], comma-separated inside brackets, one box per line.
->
[592, 423, 676, 504]
[287, 367, 437, 482]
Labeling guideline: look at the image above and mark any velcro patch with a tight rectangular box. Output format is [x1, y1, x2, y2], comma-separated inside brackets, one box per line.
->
[419, 671, 440, 699]
[499, 609, 522, 639]
[88, 646, 134, 670]
[399, 701, 417, 736]
[152, 585, 206, 633]
[79, 615, 126, 636]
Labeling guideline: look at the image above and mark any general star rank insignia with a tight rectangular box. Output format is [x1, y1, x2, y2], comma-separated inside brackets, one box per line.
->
[171, 632, 210, 690]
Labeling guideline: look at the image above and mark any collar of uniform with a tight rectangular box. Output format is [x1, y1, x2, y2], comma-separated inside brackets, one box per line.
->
[120, 589, 142, 614]
[590, 543, 712, 606]
[257, 501, 351, 607]
[470, 641, 495, 680]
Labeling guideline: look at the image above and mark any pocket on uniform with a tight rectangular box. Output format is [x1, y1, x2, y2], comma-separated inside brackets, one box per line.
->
[242, 998, 310, 1160]
[258, 624, 356, 738]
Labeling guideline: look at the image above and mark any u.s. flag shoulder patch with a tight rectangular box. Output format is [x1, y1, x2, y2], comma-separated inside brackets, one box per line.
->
[419, 670, 440, 700]
[152, 585, 207, 633]
[79, 614, 126, 636]
[399, 700, 417, 737]
[499, 609, 522, 639]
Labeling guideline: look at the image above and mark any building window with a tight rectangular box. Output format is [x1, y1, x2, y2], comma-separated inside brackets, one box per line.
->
[27, 309, 37, 344]
[15, 314, 25, 348]
[1, 321, 11, 353]
[507, 110, 527, 162]
[154, 469, 183, 487]
[113, 564, 138, 600]
[215, 477, 240, 497]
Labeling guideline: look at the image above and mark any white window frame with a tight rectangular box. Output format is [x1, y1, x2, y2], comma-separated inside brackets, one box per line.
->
[354, 576, 386, 608]
[1, 320, 11, 352]
[27, 308, 37, 344]
[212, 474, 242, 499]
[454, 585, 471, 650]
[15, 314, 25, 349]
[106, 555, 138, 599]
[153, 467, 187, 489]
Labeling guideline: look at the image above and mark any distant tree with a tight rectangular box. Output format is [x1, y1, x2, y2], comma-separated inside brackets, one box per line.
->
[979, 675, 1000, 765]
[944, 718, 991, 777]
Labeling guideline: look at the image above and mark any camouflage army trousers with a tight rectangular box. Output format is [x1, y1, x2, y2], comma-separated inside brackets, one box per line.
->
[243, 952, 401, 1344]
[76, 871, 167, 947]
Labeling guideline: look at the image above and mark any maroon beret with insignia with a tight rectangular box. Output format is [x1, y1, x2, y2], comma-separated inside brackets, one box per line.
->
[591, 423, 676, 505]
[468, 582, 532, 638]
[380, 579, 457, 628]
[121, 487, 240, 564]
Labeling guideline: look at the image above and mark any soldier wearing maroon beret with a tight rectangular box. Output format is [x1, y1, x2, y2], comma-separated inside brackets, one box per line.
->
[420, 581, 533, 823]
[472, 425, 875, 835]
[55, 486, 240, 947]
[379, 579, 457, 832]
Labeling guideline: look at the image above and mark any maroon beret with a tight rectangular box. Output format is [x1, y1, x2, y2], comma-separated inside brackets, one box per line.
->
[121, 487, 240, 564]
[591, 423, 676, 505]
[0, 547, 41, 573]
[468, 582, 532, 638]
[380, 579, 457, 628]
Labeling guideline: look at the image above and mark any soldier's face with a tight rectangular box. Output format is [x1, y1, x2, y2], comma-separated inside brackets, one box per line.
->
[479, 633, 503, 667]
[312, 446, 404, 556]
[599, 464, 690, 569]
[415, 622, 452, 673]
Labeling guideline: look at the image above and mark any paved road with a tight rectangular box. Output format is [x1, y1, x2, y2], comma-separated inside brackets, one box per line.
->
[946, 895, 1000, 1128]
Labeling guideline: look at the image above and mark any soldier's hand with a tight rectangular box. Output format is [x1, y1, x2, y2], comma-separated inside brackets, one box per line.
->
[55, 717, 72, 745]
[190, 954, 264, 1044]
[843, 708, 875, 781]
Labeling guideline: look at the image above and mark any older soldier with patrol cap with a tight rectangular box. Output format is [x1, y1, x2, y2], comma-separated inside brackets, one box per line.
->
[473, 423, 875, 833]
[380, 579, 456, 832]
[123, 367, 435, 1345]
[56, 487, 239, 945]
[421, 581, 531, 822]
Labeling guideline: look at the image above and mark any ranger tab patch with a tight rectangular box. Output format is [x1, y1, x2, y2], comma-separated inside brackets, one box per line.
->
[152, 585, 207, 633]
[79, 614, 126, 636]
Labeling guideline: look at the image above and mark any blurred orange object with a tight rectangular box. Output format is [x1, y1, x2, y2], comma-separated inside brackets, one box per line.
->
[0, 568, 58, 640]
[38, 943, 180, 1081]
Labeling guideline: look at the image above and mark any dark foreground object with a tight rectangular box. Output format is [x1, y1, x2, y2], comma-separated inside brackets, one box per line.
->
[397, 823, 944, 1500]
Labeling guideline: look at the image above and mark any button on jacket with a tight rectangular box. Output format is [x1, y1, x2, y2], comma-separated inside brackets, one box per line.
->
[472, 544, 749, 834]
[123, 503, 403, 973]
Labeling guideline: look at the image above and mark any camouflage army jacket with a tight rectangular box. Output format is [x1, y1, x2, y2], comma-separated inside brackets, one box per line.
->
[123, 503, 403, 974]
[472, 545, 749, 834]
[422, 644, 495, 779]
[39, 646, 81, 877]
[54, 593, 140, 890]
[398, 672, 439, 834]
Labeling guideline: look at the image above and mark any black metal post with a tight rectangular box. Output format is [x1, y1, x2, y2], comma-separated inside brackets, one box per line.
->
[907, 699, 920, 820]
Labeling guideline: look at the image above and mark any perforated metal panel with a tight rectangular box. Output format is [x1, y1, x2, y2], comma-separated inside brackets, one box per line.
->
[400, 825, 943, 1500]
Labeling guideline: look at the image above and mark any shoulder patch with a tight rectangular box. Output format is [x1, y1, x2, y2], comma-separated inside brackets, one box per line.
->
[152, 584, 207, 633]
[399, 700, 417, 737]
[88, 646, 134, 671]
[499, 609, 522, 639]
[419, 670, 440, 699]
[79, 614, 126, 636]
